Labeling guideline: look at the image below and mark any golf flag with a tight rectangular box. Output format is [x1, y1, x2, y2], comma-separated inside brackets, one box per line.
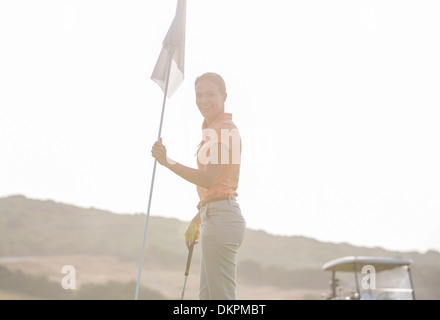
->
[135, 1, 186, 300]
[151, 0, 186, 98]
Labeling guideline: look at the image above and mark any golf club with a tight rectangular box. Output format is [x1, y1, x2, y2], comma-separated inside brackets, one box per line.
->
[181, 242, 195, 300]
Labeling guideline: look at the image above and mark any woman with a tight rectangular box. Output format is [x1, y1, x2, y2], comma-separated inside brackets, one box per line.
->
[151, 72, 246, 300]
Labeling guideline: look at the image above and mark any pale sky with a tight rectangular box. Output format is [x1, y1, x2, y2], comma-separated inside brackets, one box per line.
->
[1, 0, 439, 253]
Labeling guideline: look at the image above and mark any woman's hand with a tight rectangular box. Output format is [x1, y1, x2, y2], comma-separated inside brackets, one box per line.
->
[151, 138, 171, 166]
[185, 219, 200, 249]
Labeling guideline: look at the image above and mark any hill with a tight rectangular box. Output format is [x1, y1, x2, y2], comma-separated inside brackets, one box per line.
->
[1, 194, 439, 299]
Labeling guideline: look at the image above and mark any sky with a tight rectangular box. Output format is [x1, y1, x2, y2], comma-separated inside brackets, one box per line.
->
[1, 0, 439, 254]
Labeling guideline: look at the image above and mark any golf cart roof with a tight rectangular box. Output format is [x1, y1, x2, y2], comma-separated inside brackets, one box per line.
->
[322, 256, 413, 273]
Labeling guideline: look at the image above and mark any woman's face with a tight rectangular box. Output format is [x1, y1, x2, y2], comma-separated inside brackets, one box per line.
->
[195, 79, 227, 124]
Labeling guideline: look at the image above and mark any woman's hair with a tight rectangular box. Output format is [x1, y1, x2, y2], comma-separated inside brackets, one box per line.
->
[195, 72, 227, 95]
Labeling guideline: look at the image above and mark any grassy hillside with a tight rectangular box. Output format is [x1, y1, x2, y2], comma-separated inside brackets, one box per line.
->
[1, 195, 439, 299]
[0, 264, 165, 300]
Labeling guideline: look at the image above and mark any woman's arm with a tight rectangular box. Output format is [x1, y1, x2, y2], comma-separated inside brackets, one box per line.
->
[151, 138, 224, 189]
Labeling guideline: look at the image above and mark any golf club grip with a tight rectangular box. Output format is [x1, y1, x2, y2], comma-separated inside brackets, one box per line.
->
[184, 243, 195, 276]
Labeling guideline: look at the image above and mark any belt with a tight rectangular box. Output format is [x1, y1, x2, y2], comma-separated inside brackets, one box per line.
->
[197, 196, 236, 210]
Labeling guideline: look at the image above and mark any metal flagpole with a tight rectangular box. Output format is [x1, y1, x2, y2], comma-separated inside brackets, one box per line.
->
[134, 46, 175, 300]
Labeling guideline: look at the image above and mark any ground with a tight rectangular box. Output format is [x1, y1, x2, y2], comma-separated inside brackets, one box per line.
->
[0, 255, 323, 300]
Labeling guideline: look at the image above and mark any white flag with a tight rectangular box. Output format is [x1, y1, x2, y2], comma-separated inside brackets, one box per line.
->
[151, 0, 186, 98]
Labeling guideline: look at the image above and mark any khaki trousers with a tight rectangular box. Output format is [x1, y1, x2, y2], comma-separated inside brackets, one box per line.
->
[198, 199, 246, 300]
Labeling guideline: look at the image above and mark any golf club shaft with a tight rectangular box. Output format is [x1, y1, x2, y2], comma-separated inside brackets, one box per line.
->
[181, 242, 195, 299]
[185, 242, 195, 276]
[181, 276, 188, 300]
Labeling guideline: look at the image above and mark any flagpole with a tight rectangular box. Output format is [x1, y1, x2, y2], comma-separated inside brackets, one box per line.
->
[135, 46, 175, 300]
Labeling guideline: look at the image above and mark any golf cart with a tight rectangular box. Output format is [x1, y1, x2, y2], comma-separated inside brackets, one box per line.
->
[321, 256, 416, 300]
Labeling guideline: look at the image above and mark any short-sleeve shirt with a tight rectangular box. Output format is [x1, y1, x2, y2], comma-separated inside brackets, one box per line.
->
[196, 113, 241, 201]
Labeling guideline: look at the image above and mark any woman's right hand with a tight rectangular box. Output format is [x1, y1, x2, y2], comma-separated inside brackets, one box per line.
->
[151, 138, 168, 166]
